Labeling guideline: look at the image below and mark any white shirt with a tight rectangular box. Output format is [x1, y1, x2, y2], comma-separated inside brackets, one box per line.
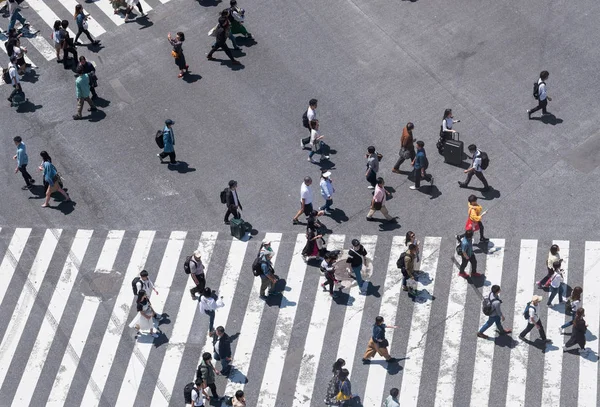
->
[300, 182, 313, 204]
[472, 150, 483, 172]
[198, 295, 224, 313]
[12, 45, 24, 60]
[538, 78, 547, 101]
[307, 107, 316, 122]
[442, 117, 453, 132]
[549, 271, 563, 288]
[528, 304, 539, 323]
[8, 62, 19, 86]
[310, 128, 320, 145]
[136, 277, 155, 294]
[190, 388, 204, 406]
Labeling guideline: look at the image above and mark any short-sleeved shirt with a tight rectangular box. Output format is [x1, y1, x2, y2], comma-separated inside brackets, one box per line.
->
[538, 79, 547, 101]
[8, 62, 19, 85]
[136, 278, 155, 295]
[461, 237, 473, 257]
[472, 150, 483, 172]
[190, 388, 204, 406]
[367, 154, 379, 173]
[307, 107, 316, 122]
[310, 129, 320, 145]
[373, 184, 386, 203]
[300, 182, 313, 204]
[527, 305, 539, 323]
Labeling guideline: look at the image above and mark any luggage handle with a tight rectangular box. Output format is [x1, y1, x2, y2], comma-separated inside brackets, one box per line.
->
[453, 132, 460, 141]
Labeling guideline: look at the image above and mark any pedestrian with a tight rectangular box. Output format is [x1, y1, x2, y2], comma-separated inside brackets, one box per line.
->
[441, 108, 459, 140]
[325, 358, 345, 405]
[319, 171, 334, 212]
[410, 140, 434, 190]
[187, 379, 205, 407]
[346, 239, 367, 294]
[228, 0, 252, 41]
[7, 0, 28, 32]
[560, 286, 582, 333]
[11, 37, 27, 75]
[157, 119, 177, 165]
[458, 144, 489, 191]
[52, 20, 63, 61]
[12, 136, 35, 190]
[528, 70, 552, 119]
[132, 269, 159, 297]
[519, 295, 552, 343]
[366, 177, 396, 222]
[547, 262, 564, 306]
[232, 390, 246, 407]
[365, 146, 379, 189]
[223, 180, 242, 224]
[213, 326, 232, 376]
[38, 151, 70, 208]
[127, 290, 160, 338]
[320, 254, 338, 298]
[465, 195, 489, 244]
[168, 31, 189, 78]
[292, 176, 314, 225]
[188, 250, 206, 299]
[206, 12, 241, 65]
[258, 245, 281, 298]
[458, 230, 482, 278]
[477, 285, 512, 339]
[78, 56, 98, 99]
[301, 99, 318, 148]
[563, 308, 590, 355]
[308, 120, 329, 162]
[392, 122, 415, 174]
[334, 368, 356, 406]
[73, 5, 100, 46]
[399, 244, 418, 295]
[197, 287, 224, 334]
[199, 352, 221, 402]
[73, 65, 97, 120]
[362, 316, 399, 364]
[302, 219, 324, 261]
[383, 388, 400, 407]
[6, 55, 23, 105]
[124, 0, 145, 22]
[60, 20, 78, 69]
[537, 244, 562, 288]
[405, 231, 421, 264]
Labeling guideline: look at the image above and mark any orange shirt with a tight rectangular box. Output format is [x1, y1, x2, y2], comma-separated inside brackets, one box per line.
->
[468, 203, 483, 222]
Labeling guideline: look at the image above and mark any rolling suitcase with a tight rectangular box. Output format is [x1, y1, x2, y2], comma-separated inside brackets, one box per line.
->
[443, 132, 463, 166]
[230, 218, 252, 240]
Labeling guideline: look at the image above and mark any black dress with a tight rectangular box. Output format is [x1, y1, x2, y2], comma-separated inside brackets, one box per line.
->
[169, 38, 187, 70]
[565, 318, 587, 349]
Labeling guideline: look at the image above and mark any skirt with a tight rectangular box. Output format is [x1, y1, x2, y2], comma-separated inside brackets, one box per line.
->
[175, 52, 187, 70]
[128, 308, 154, 332]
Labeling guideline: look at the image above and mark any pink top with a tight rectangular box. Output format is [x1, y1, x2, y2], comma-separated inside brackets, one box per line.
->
[373, 185, 386, 203]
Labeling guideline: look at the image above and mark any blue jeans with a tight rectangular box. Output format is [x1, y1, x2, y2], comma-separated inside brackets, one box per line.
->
[352, 265, 364, 289]
[308, 141, 324, 159]
[8, 11, 26, 31]
[205, 309, 215, 332]
[219, 355, 231, 374]
[547, 285, 563, 305]
[319, 199, 333, 211]
[479, 315, 504, 334]
[561, 313, 575, 329]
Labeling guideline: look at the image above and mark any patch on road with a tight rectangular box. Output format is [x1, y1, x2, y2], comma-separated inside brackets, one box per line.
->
[564, 129, 600, 173]
[79, 269, 122, 301]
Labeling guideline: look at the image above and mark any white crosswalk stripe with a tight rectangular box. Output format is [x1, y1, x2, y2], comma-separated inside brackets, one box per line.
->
[1, 228, 600, 407]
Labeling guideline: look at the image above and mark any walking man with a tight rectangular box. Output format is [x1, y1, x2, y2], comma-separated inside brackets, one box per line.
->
[206, 13, 241, 65]
[188, 251, 206, 300]
[392, 122, 415, 173]
[366, 177, 395, 222]
[301, 99, 318, 148]
[292, 176, 313, 225]
[224, 180, 242, 224]
[458, 230, 482, 278]
[410, 140, 434, 190]
[157, 119, 177, 165]
[477, 285, 512, 339]
[459, 144, 489, 191]
[519, 295, 552, 343]
[7, 55, 23, 105]
[258, 246, 280, 298]
[213, 326, 232, 376]
[365, 146, 379, 189]
[319, 170, 334, 213]
[78, 56, 98, 99]
[73, 65, 97, 120]
[199, 352, 221, 402]
[346, 238, 367, 294]
[12, 136, 34, 190]
[528, 70, 552, 119]
[384, 388, 400, 407]
[133, 269, 159, 297]
[362, 316, 398, 364]
[60, 20, 78, 69]
[7, 0, 28, 32]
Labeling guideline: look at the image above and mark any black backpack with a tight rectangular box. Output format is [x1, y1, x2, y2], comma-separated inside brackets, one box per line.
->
[523, 302, 535, 320]
[132, 277, 141, 295]
[479, 151, 490, 170]
[252, 248, 266, 276]
[220, 188, 228, 204]
[155, 130, 164, 149]
[183, 256, 196, 274]
[302, 110, 310, 128]
[396, 252, 410, 269]
[422, 155, 429, 170]
[482, 294, 499, 316]
[183, 382, 195, 404]
[195, 364, 203, 380]
[533, 81, 544, 100]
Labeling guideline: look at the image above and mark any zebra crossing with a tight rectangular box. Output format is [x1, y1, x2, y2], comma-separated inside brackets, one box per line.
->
[0, 227, 598, 406]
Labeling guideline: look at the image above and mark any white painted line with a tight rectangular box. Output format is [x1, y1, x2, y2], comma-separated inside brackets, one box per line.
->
[469, 238, 505, 407]
[86, 0, 125, 26]
[151, 232, 218, 407]
[578, 241, 600, 407]
[57, 0, 106, 38]
[400, 236, 442, 406]
[292, 235, 345, 407]
[362, 236, 405, 407]
[138, 0, 152, 13]
[0, 32, 41, 66]
[222, 233, 282, 401]
[81, 231, 155, 405]
[115, 231, 186, 407]
[47, 297, 100, 406]
[0, 229, 60, 388]
[336, 235, 377, 375]
[25, 0, 75, 37]
[506, 239, 538, 406]
[22, 35, 55, 61]
[433, 244, 471, 407]
[45, 229, 124, 406]
[256, 234, 308, 407]
[13, 229, 93, 406]
[0, 228, 31, 307]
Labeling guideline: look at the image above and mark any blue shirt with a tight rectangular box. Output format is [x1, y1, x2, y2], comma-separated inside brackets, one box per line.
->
[461, 237, 473, 257]
[162, 126, 175, 153]
[372, 323, 386, 342]
[15, 142, 28, 166]
[259, 258, 273, 280]
[76, 13, 85, 28]
[414, 149, 426, 169]
[43, 161, 57, 186]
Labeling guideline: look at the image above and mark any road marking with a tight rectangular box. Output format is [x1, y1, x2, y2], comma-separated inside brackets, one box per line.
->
[58, 0, 106, 38]
[85, 0, 126, 26]
[400, 236, 442, 406]
[0, 229, 60, 389]
[336, 235, 377, 374]
[0, 228, 30, 307]
[506, 239, 537, 406]
[292, 235, 345, 407]
[152, 232, 218, 406]
[80, 231, 155, 405]
[26, 0, 75, 37]
[22, 33, 55, 61]
[578, 241, 600, 407]
[469, 238, 505, 407]
[13, 229, 93, 406]
[362, 236, 404, 407]
[256, 234, 307, 407]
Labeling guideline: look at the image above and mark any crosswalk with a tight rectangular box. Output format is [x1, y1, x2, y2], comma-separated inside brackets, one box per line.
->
[0, 227, 599, 406]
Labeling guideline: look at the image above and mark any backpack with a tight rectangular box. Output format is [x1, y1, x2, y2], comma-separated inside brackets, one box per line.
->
[482, 294, 498, 316]
[183, 255, 196, 274]
[220, 188, 228, 204]
[455, 242, 463, 256]
[479, 151, 490, 170]
[132, 277, 141, 295]
[252, 252, 266, 276]
[223, 396, 234, 406]
[195, 364, 203, 380]
[183, 382, 195, 404]
[533, 81, 544, 100]
[523, 302, 535, 320]
[155, 130, 164, 149]
[376, 152, 383, 161]
[422, 155, 429, 170]
[396, 252, 411, 269]
[302, 110, 309, 128]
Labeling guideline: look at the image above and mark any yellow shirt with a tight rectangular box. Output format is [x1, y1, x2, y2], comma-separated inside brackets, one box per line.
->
[468, 203, 483, 222]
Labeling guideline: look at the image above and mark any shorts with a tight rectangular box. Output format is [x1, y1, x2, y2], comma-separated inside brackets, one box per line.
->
[303, 202, 313, 216]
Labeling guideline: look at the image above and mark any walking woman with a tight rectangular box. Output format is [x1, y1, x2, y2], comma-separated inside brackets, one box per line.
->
[335, 368, 356, 406]
[561, 286, 582, 333]
[465, 195, 488, 244]
[197, 287, 224, 335]
[563, 308, 590, 355]
[38, 151, 70, 208]
[538, 244, 562, 288]
[128, 290, 160, 338]
[325, 358, 345, 405]
[441, 108, 459, 139]
[405, 231, 421, 264]
[52, 20, 63, 61]
[168, 31, 189, 78]
[73, 5, 99, 46]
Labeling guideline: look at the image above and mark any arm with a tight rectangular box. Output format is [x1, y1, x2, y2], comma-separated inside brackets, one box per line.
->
[150, 279, 158, 295]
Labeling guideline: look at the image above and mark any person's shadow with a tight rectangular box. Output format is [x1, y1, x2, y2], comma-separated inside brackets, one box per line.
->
[168, 161, 196, 173]
[531, 113, 563, 125]
[182, 73, 202, 83]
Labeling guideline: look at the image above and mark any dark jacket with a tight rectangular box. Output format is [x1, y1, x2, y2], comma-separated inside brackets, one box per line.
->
[215, 333, 232, 359]
[568, 318, 587, 348]
[225, 188, 242, 210]
[347, 245, 367, 268]
[215, 17, 229, 43]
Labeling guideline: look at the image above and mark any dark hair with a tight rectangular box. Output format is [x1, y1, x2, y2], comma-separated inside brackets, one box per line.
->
[195, 378, 203, 386]
[572, 286, 583, 301]
[405, 231, 415, 245]
[221, 8, 230, 16]
[491, 284, 500, 294]
[309, 119, 318, 128]
[74, 4, 83, 17]
[229, 180, 237, 188]
[338, 368, 349, 381]
[304, 176, 312, 184]
[416, 140, 424, 147]
[552, 261, 561, 269]
[76, 65, 84, 75]
[79, 56, 86, 62]
[465, 229, 474, 238]
[443, 108, 452, 119]
[40, 151, 52, 162]
[332, 358, 345, 373]
[408, 243, 416, 251]
[540, 70, 549, 80]
[235, 390, 244, 400]
[13, 136, 22, 143]
[202, 287, 212, 297]
[177, 31, 185, 41]
[468, 194, 478, 203]
[309, 98, 318, 107]
[406, 122, 414, 131]
[202, 352, 212, 361]
[216, 326, 225, 334]
[140, 270, 149, 277]
[351, 239, 360, 247]
[390, 388, 399, 398]
[375, 316, 384, 324]
[53, 20, 62, 30]
[575, 307, 585, 321]
[61, 19, 69, 28]
[468, 144, 477, 151]
[367, 146, 376, 154]
[376, 177, 384, 185]
[550, 244, 559, 255]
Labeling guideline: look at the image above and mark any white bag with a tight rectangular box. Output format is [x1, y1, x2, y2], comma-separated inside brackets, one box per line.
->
[208, 25, 217, 37]
[82, 19, 89, 30]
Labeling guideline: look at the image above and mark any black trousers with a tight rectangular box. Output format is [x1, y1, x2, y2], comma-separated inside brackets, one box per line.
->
[464, 171, 489, 188]
[224, 206, 240, 222]
[459, 254, 477, 274]
[8, 83, 22, 100]
[63, 45, 78, 67]
[190, 275, 206, 296]
[204, 382, 218, 398]
[323, 274, 334, 294]
[393, 149, 414, 170]
[75, 26, 94, 43]
[529, 98, 548, 115]
[414, 169, 431, 188]
[539, 268, 554, 287]
[159, 151, 176, 163]
[520, 320, 547, 341]
[207, 40, 234, 61]
[18, 164, 33, 186]
[366, 169, 377, 187]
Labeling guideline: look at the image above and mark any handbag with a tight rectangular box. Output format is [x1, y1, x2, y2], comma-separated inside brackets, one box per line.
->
[171, 50, 178, 58]
[336, 381, 351, 401]
[208, 25, 218, 37]
[372, 201, 382, 210]
[82, 19, 89, 30]
[378, 338, 389, 348]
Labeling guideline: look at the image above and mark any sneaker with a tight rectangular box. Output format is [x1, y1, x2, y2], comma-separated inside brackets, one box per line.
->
[477, 332, 489, 339]
[72, 115, 82, 120]
[480, 237, 489, 242]
[231, 60, 241, 65]
[207, 55, 216, 61]
[301, 139, 305, 148]
[362, 358, 370, 365]
[321, 283, 326, 291]
[292, 218, 299, 225]
[157, 153, 163, 163]
[402, 286, 408, 292]
[366, 217, 374, 221]
[409, 186, 418, 190]
[259, 294, 267, 300]
[21, 185, 32, 190]
[367, 185, 375, 189]
[527, 109, 532, 119]
[323, 155, 330, 159]
[391, 168, 401, 174]
[458, 181, 467, 188]
[543, 339, 552, 343]
[458, 272, 469, 278]
[151, 332, 159, 338]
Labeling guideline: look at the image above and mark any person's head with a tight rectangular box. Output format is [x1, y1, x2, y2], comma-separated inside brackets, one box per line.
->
[406, 122, 414, 131]
[78, 56, 87, 64]
[7, 28, 18, 39]
[550, 244, 560, 255]
[177, 31, 185, 42]
[13, 136, 22, 146]
[464, 229, 474, 239]
[230, 0, 237, 5]
[468, 144, 477, 153]
[332, 358, 345, 372]
[540, 70, 549, 81]
[375, 316, 384, 325]
[531, 295, 542, 305]
[229, 180, 238, 189]
[74, 4, 83, 15]
[235, 390, 245, 401]
[390, 388, 400, 399]
[261, 239, 271, 250]
[367, 146, 376, 155]
[351, 238, 360, 249]
[193, 250, 202, 261]
[338, 368, 349, 381]
[552, 260, 561, 270]
[405, 231, 415, 245]
[75, 65, 84, 76]
[221, 8, 230, 17]
[202, 287, 212, 298]
[140, 270, 149, 280]
[572, 286, 583, 301]
[194, 378, 202, 387]
[491, 284, 501, 295]
[576, 307, 585, 320]
[443, 108, 453, 119]
[137, 289, 147, 301]
[376, 177, 385, 186]
[53, 20, 62, 30]
[216, 326, 225, 337]
[61, 19, 69, 29]
[304, 176, 312, 186]
[468, 194, 478, 204]
[202, 352, 212, 361]
[218, 16, 228, 26]
[40, 151, 51, 162]
[309, 98, 318, 109]
[408, 243, 417, 253]
[416, 140, 424, 150]
[165, 119, 175, 128]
